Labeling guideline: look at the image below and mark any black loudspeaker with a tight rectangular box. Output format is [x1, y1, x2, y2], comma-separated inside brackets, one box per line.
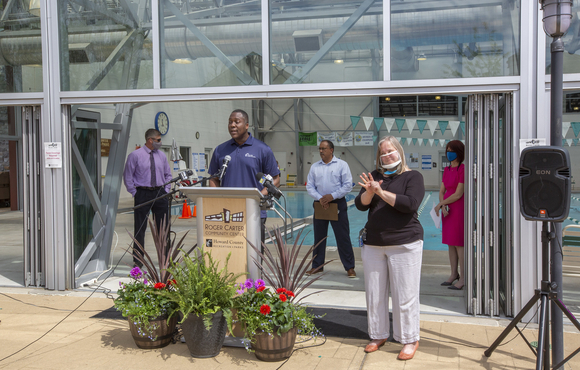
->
[519, 146, 571, 222]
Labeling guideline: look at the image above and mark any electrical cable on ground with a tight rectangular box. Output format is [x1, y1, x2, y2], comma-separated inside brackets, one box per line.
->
[0, 187, 166, 363]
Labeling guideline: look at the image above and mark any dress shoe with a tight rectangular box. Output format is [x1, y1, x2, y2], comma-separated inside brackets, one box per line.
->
[364, 338, 387, 353]
[305, 267, 323, 275]
[397, 341, 419, 360]
[448, 284, 463, 290]
[347, 268, 356, 278]
[441, 275, 459, 286]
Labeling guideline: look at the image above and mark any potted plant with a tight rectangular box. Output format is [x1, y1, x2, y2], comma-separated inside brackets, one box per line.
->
[161, 250, 244, 358]
[114, 216, 195, 349]
[233, 228, 329, 361]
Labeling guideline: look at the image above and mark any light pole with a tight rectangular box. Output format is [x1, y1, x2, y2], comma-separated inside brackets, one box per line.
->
[539, 1, 572, 368]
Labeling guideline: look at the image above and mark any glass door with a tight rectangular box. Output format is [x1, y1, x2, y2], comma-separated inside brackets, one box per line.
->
[465, 94, 513, 316]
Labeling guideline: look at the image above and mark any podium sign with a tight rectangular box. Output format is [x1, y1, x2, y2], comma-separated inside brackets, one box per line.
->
[178, 187, 263, 282]
[202, 197, 247, 281]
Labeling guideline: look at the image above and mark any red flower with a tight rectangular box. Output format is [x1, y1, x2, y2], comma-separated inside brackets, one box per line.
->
[154, 282, 166, 289]
[286, 290, 295, 297]
[276, 288, 287, 294]
[279, 294, 288, 302]
[260, 304, 271, 315]
[167, 279, 177, 286]
[257, 286, 266, 292]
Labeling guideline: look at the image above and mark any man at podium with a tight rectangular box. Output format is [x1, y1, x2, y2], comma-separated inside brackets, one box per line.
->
[209, 109, 280, 243]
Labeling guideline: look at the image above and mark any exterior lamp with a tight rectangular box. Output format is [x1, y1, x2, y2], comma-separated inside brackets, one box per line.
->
[540, 0, 572, 37]
[540, 1, 572, 369]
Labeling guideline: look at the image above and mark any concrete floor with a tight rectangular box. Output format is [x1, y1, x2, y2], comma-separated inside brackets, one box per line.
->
[1, 289, 580, 370]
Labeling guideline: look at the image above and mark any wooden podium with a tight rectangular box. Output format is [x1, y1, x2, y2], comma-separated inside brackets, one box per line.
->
[178, 187, 263, 281]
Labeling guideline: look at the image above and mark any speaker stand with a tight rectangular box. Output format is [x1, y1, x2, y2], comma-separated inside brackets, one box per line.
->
[484, 222, 580, 370]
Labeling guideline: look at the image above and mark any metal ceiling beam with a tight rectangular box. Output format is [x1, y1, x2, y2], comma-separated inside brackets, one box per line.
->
[69, 0, 137, 29]
[163, 0, 257, 85]
[84, 29, 139, 91]
[284, 0, 377, 84]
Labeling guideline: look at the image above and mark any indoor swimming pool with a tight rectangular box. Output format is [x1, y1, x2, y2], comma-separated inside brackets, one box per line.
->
[269, 190, 580, 251]
[268, 190, 446, 250]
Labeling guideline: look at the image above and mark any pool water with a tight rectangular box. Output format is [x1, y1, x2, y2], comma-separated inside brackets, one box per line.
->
[268, 190, 444, 251]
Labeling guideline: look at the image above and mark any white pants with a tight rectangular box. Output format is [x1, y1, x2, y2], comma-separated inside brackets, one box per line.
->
[361, 240, 423, 344]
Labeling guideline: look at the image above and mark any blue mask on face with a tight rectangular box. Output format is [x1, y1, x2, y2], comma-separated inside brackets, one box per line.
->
[446, 151, 458, 162]
[384, 169, 398, 175]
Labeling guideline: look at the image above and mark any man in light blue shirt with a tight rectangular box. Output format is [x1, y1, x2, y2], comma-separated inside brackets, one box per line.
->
[306, 140, 356, 277]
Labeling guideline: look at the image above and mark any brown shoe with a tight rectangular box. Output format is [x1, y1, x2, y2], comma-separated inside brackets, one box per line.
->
[305, 267, 323, 275]
[364, 338, 387, 353]
[347, 268, 356, 278]
[397, 342, 419, 360]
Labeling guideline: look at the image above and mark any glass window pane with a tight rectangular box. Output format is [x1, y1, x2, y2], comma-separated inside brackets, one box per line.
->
[161, 1, 262, 88]
[57, 1, 153, 91]
[0, 2, 43, 92]
[391, 0, 520, 80]
[270, 0, 383, 84]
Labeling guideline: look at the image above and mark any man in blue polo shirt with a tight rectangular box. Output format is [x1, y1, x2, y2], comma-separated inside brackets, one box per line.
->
[209, 109, 280, 242]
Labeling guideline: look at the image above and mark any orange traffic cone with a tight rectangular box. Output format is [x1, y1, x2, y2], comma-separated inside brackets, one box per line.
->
[179, 202, 191, 219]
[192, 205, 197, 217]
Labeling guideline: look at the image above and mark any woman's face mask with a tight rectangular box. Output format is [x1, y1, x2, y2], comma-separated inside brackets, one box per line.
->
[446, 151, 458, 162]
[380, 150, 401, 170]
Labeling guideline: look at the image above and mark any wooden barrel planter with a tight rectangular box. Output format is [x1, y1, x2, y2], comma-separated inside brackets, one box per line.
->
[181, 311, 228, 358]
[128, 315, 177, 349]
[252, 327, 298, 362]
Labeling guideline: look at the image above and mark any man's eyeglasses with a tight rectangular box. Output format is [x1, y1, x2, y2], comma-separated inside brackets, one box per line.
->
[318, 147, 330, 151]
[152, 138, 162, 142]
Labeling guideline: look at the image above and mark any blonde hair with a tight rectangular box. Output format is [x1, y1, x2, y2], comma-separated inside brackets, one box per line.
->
[376, 136, 408, 175]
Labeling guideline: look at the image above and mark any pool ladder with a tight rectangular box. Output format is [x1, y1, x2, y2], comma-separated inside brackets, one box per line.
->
[268, 195, 295, 241]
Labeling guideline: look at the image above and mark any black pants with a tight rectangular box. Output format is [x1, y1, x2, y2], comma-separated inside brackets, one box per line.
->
[133, 188, 169, 266]
[312, 197, 355, 271]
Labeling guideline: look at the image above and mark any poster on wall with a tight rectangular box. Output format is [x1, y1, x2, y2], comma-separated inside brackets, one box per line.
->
[299, 132, 317, 146]
[406, 152, 419, 168]
[336, 132, 353, 147]
[354, 131, 374, 146]
[317, 132, 337, 145]
[422, 155, 432, 170]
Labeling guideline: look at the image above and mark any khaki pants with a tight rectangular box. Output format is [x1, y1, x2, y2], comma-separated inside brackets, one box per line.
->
[361, 240, 423, 344]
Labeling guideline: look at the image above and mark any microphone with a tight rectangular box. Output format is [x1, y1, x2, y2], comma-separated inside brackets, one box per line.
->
[256, 172, 282, 199]
[168, 169, 194, 185]
[218, 155, 231, 182]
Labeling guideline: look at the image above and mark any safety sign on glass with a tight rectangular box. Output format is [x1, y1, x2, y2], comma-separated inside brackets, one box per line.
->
[44, 142, 62, 168]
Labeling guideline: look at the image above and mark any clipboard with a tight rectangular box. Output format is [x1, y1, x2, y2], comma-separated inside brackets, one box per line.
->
[314, 202, 338, 221]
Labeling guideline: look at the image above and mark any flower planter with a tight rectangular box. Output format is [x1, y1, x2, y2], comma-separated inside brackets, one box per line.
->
[128, 314, 177, 349]
[181, 311, 228, 358]
[252, 327, 298, 362]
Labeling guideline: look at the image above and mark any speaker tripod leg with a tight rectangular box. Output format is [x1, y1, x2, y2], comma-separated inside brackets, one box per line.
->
[536, 293, 550, 370]
[485, 290, 541, 357]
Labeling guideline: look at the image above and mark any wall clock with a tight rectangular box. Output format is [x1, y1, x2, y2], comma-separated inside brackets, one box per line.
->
[155, 112, 169, 135]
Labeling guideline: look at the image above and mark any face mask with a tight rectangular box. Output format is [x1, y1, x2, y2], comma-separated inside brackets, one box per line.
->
[152, 140, 162, 151]
[380, 150, 401, 170]
[446, 151, 457, 161]
[381, 159, 401, 170]
[384, 169, 398, 175]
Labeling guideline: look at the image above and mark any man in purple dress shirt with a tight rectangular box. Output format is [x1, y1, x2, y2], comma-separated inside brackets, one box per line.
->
[123, 129, 172, 267]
